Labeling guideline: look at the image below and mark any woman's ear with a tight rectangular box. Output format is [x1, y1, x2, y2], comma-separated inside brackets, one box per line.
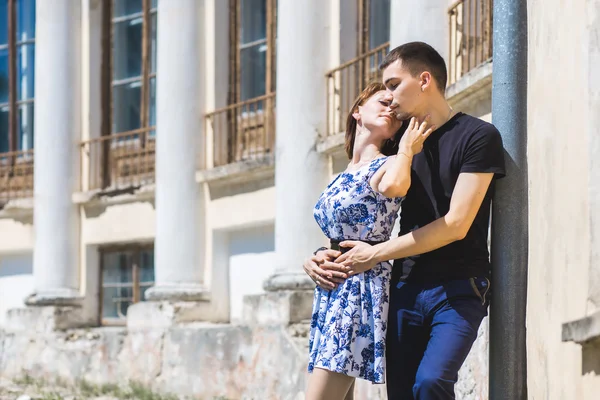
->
[352, 111, 361, 121]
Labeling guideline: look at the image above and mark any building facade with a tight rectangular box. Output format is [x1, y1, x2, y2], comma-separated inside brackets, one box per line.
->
[0, 0, 599, 399]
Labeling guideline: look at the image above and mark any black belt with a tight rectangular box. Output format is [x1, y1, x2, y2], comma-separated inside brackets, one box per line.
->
[330, 239, 384, 254]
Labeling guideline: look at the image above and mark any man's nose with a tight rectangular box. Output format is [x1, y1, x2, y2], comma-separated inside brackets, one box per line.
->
[386, 96, 398, 110]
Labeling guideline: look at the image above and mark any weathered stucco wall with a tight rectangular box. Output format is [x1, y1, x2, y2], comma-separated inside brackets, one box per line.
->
[0, 323, 307, 400]
[526, 0, 599, 399]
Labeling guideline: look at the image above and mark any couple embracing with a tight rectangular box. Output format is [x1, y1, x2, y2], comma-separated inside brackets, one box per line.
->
[303, 42, 505, 400]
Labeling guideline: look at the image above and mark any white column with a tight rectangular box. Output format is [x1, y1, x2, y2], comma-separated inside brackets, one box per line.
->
[263, 0, 330, 291]
[389, 0, 448, 60]
[145, 0, 206, 301]
[28, 0, 81, 305]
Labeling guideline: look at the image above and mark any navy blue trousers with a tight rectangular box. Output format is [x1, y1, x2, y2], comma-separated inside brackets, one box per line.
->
[386, 277, 490, 399]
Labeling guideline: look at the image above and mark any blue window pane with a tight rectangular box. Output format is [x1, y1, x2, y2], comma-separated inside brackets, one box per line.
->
[113, 19, 143, 81]
[16, 0, 35, 42]
[140, 249, 154, 283]
[114, 0, 142, 18]
[240, 0, 266, 44]
[113, 81, 141, 133]
[140, 248, 154, 301]
[149, 76, 155, 126]
[240, 44, 266, 101]
[17, 102, 33, 150]
[102, 286, 132, 319]
[102, 251, 134, 319]
[0, 47, 8, 104]
[0, 105, 8, 153]
[0, 1, 7, 46]
[150, 13, 157, 74]
[151, 0, 157, 9]
[16, 43, 34, 101]
[369, 0, 390, 49]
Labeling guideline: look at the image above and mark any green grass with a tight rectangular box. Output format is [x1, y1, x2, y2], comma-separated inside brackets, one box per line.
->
[41, 392, 63, 400]
[10, 373, 180, 400]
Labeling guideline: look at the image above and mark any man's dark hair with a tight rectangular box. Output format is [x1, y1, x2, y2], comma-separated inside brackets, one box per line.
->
[379, 42, 448, 93]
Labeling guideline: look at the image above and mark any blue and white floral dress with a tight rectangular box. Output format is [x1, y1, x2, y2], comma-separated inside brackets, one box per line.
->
[308, 156, 403, 384]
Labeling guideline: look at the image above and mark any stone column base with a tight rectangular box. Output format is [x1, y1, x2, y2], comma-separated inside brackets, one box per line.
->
[5, 305, 87, 333]
[24, 288, 83, 307]
[126, 300, 212, 329]
[243, 290, 314, 325]
[144, 283, 210, 302]
[263, 271, 315, 292]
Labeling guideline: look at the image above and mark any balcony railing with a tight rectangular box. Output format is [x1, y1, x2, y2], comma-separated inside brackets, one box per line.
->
[81, 128, 155, 191]
[0, 149, 34, 205]
[205, 93, 276, 168]
[325, 42, 389, 137]
[448, 0, 493, 85]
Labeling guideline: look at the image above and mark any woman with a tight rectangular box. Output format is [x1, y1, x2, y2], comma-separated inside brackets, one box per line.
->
[306, 82, 434, 400]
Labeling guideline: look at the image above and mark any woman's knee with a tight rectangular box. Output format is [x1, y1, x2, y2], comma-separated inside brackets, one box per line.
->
[306, 368, 355, 400]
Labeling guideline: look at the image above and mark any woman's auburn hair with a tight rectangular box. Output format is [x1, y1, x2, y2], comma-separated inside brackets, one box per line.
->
[344, 81, 405, 159]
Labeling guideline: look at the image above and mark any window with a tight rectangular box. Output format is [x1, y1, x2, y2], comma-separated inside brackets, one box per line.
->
[230, 0, 276, 105]
[100, 244, 154, 324]
[0, 0, 35, 154]
[361, 0, 390, 54]
[107, 0, 157, 139]
[325, 0, 390, 137]
[90, 0, 157, 190]
[204, 0, 277, 168]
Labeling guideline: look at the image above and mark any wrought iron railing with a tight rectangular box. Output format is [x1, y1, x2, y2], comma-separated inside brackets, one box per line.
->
[0, 149, 34, 205]
[204, 93, 276, 168]
[325, 42, 389, 137]
[81, 128, 155, 191]
[448, 0, 493, 85]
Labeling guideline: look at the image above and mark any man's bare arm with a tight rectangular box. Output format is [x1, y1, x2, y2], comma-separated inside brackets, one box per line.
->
[336, 172, 495, 271]
[374, 172, 493, 261]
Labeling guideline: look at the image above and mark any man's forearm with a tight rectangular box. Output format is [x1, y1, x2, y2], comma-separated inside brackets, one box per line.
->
[372, 215, 465, 263]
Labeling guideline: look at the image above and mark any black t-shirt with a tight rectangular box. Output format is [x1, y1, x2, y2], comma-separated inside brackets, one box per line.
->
[392, 112, 506, 283]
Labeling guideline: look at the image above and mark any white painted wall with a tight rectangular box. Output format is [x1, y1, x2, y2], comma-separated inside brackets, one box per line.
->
[0, 219, 34, 253]
[0, 253, 33, 325]
[228, 225, 275, 323]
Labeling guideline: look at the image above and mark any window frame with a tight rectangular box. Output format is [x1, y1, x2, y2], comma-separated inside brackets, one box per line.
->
[99, 242, 155, 326]
[101, 0, 156, 145]
[0, 0, 36, 156]
[97, 0, 157, 189]
[228, 0, 277, 106]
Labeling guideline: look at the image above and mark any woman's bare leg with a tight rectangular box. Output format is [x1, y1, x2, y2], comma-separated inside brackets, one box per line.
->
[306, 368, 356, 400]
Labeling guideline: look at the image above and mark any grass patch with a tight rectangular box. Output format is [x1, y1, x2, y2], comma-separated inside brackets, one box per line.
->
[13, 373, 35, 386]
[41, 392, 63, 400]
[129, 381, 178, 400]
[10, 374, 180, 400]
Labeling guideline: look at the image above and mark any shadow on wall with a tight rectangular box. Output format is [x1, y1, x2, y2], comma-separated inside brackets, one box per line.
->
[0, 253, 33, 325]
[228, 224, 276, 323]
[583, 342, 600, 375]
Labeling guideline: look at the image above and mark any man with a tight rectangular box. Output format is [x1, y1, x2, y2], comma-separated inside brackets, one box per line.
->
[303, 42, 505, 399]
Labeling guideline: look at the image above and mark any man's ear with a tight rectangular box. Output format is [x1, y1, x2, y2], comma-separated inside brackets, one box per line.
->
[419, 71, 434, 92]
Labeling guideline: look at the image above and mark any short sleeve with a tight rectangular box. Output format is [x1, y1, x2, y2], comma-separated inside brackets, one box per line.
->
[460, 124, 506, 178]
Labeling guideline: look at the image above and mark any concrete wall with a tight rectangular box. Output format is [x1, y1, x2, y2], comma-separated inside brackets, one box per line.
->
[526, 0, 599, 399]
